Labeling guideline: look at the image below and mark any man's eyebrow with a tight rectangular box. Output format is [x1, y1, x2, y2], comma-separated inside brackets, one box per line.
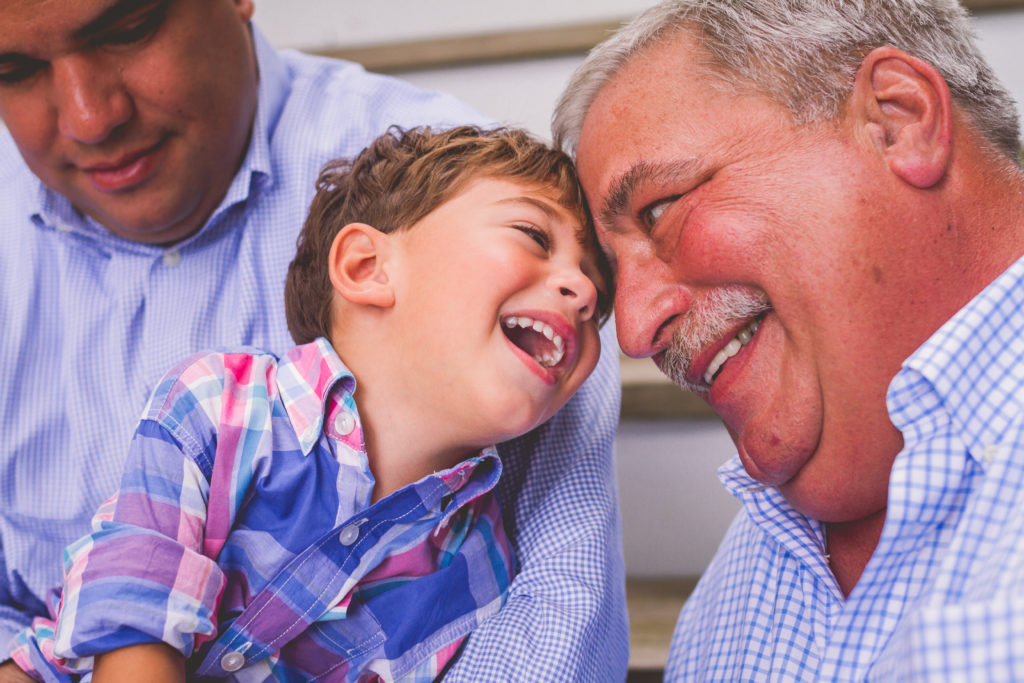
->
[597, 157, 703, 228]
[73, 0, 165, 42]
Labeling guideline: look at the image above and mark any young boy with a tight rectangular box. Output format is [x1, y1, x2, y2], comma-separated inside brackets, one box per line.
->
[11, 126, 611, 682]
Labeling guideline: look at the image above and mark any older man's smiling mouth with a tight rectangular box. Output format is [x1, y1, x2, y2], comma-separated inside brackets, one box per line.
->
[703, 315, 764, 385]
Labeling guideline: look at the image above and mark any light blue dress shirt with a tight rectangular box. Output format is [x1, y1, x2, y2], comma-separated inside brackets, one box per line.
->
[0, 25, 627, 680]
[667, 255, 1024, 681]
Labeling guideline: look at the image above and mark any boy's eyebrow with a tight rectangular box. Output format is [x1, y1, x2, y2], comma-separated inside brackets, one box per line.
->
[73, 0, 165, 42]
[495, 195, 561, 219]
[496, 193, 598, 251]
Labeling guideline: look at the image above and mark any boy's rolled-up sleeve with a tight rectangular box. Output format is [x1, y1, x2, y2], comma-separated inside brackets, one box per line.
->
[12, 409, 226, 678]
[446, 323, 629, 681]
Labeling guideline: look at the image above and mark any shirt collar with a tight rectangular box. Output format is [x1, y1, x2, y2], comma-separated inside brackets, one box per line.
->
[212, 23, 286, 210]
[717, 454, 832, 584]
[437, 446, 503, 526]
[278, 338, 504, 514]
[31, 22, 287, 246]
[889, 255, 1024, 465]
[277, 337, 356, 456]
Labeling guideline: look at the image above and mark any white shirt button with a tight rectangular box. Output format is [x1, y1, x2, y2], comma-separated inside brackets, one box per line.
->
[334, 412, 356, 436]
[162, 249, 182, 267]
[301, 426, 319, 444]
[983, 444, 1000, 464]
[55, 222, 73, 234]
[220, 651, 245, 672]
[339, 523, 360, 546]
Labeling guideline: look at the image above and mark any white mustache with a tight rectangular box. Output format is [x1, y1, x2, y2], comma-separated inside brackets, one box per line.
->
[656, 286, 771, 391]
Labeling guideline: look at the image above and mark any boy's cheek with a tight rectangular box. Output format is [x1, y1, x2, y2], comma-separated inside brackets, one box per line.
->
[576, 325, 604, 384]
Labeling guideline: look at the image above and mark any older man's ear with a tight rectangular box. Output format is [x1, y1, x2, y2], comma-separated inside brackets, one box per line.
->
[852, 46, 953, 189]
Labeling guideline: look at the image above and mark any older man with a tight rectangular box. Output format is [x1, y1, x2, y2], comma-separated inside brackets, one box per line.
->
[0, 1, 627, 680]
[555, 0, 1024, 679]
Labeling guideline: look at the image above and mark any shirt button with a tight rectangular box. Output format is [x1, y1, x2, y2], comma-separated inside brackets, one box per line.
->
[220, 651, 245, 672]
[55, 222, 73, 234]
[338, 523, 360, 546]
[162, 249, 182, 267]
[302, 426, 319, 444]
[334, 412, 356, 436]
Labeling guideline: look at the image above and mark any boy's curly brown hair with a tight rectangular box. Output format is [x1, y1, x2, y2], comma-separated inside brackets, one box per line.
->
[285, 125, 604, 345]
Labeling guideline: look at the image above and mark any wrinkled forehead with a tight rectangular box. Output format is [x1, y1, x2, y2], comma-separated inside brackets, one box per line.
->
[574, 37, 711, 211]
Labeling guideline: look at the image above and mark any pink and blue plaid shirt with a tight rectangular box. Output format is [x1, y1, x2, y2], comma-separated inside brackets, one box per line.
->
[13, 338, 513, 682]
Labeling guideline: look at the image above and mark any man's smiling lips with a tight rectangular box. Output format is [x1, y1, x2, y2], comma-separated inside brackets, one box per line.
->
[697, 315, 764, 386]
[78, 137, 169, 192]
[655, 310, 768, 392]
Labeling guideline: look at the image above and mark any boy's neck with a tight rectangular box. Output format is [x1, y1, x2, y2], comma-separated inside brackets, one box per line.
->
[333, 340, 482, 503]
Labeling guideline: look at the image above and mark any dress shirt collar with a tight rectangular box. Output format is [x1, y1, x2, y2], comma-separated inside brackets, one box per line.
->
[276, 337, 503, 506]
[277, 337, 357, 456]
[889, 255, 1024, 468]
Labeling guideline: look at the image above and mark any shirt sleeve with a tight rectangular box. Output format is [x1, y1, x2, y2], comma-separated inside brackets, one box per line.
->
[52, 435, 226, 664]
[14, 369, 229, 678]
[446, 323, 629, 680]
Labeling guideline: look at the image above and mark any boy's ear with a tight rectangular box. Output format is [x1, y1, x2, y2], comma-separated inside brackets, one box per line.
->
[327, 223, 396, 308]
[850, 46, 953, 189]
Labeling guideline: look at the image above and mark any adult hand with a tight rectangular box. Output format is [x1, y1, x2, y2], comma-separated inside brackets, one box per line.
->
[0, 660, 34, 683]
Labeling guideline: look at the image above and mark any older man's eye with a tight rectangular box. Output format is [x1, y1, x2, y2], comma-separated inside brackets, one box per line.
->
[642, 198, 675, 227]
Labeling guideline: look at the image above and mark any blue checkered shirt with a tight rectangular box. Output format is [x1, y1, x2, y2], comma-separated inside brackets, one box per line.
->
[667, 255, 1024, 681]
[0, 23, 627, 680]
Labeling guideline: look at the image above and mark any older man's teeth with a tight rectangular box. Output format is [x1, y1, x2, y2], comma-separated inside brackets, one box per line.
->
[503, 316, 565, 368]
[703, 318, 761, 385]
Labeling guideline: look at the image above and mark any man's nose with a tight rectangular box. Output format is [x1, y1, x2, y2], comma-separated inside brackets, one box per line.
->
[613, 254, 691, 359]
[53, 56, 133, 144]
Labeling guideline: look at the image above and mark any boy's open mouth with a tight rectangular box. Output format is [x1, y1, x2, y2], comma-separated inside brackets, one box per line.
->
[502, 315, 565, 368]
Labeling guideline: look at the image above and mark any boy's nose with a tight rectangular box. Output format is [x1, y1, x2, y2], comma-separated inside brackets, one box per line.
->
[552, 265, 599, 322]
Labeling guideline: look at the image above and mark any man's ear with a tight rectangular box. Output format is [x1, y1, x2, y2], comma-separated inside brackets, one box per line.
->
[327, 223, 396, 308]
[234, 0, 255, 22]
[851, 46, 953, 189]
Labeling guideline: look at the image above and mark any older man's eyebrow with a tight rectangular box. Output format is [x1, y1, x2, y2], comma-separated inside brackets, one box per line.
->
[598, 158, 703, 229]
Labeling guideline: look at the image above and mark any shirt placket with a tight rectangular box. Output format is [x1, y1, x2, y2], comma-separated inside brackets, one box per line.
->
[191, 482, 445, 677]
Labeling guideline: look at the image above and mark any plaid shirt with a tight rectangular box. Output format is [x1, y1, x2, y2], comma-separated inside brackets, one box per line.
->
[668, 255, 1024, 681]
[12, 339, 513, 682]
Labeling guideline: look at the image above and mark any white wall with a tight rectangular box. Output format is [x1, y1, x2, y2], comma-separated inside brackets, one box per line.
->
[255, 4, 1024, 577]
[253, 1, 651, 49]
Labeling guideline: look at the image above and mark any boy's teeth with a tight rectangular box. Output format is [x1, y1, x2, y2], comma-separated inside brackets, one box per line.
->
[703, 318, 762, 386]
[503, 315, 565, 368]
